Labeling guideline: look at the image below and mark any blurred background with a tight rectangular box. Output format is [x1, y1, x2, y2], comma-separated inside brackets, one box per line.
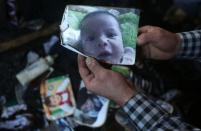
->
[0, 0, 201, 130]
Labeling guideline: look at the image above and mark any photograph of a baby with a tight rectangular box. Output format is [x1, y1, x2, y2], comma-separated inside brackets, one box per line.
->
[73, 81, 109, 127]
[75, 87, 102, 124]
[40, 76, 76, 120]
[44, 89, 73, 111]
[60, 5, 140, 65]
[79, 11, 134, 64]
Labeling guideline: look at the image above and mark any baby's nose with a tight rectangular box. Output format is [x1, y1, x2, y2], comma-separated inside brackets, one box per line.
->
[98, 37, 108, 47]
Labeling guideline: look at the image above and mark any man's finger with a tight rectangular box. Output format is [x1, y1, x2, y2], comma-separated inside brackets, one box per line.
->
[78, 55, 91, 80]
[138, 26, 156, 45]
[138, 25, 151, 33]
[137, 33, 151, 46]
[85, 57, 104, 75]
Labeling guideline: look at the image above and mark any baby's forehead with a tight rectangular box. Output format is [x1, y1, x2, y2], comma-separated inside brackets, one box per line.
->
[91, 13, 113, 18]
[81, 13, 119, 28]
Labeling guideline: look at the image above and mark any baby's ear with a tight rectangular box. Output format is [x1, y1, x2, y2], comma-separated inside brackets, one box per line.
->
[121, 47, 135, 65]
[124, 47, 134, 55]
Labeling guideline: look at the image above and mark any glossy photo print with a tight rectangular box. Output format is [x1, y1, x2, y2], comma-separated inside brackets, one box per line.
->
[40, 75, 76, 120]
[60, 5, 140, 65]
[73, 81, 109, 128]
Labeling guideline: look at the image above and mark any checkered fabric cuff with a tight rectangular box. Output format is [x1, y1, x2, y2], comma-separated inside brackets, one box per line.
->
[177, 30, 201, 59]
[122, 93, 167, 130]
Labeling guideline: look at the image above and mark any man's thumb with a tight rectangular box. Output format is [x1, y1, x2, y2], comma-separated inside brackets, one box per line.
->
[85, 57, 103, 74]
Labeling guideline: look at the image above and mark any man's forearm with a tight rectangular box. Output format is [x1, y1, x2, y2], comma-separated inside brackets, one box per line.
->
[122, 93, 200, 130]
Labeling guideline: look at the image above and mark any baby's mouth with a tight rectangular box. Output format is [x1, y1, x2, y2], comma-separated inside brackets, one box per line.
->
[98, 51, 112, 59]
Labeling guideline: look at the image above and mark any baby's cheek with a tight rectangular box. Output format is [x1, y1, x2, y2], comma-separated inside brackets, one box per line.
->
[112, 42, 123, 52]
[85, 43, 99, 55]
[83, 43, 91, 52]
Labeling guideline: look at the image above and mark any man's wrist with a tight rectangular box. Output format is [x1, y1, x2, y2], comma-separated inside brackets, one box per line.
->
[122, 93, 167, 130]
[119, 86, 137, 106]
[175, 33, 183, 56]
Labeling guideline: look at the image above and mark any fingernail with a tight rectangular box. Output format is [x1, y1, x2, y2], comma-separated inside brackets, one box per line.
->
[86, 57, 93, 66]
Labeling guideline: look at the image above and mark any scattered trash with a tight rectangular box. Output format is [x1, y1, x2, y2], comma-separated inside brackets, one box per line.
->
[43, 35, 59, 54]
[45, 117, 76, 131]
[6, 0, 19, 27]
[26, 51, 39, 65]
[1, 104, 27, 118]
[16, 55, 56, 86]
[0, 104, 34, 130]
[15, 84, 27, 104]
[55, 118, 75, 131]
[0, 114, 33, 130]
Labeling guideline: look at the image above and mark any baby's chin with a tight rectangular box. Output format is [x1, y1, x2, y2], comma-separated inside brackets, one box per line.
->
[97, 56, 121, 64]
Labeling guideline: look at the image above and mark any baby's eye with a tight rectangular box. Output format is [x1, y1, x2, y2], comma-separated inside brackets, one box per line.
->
[86, 36, 95, 41]
[107, 33, 117, 38]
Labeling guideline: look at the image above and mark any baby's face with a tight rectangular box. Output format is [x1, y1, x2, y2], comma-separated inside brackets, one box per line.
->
[50, 95, 61, 106]
[81, 98, 95, 113]
[81, 14, 124, 64]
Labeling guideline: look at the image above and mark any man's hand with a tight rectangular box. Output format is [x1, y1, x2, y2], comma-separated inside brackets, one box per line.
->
[137, 26, 182, 60]
[78, 55, 136, 106]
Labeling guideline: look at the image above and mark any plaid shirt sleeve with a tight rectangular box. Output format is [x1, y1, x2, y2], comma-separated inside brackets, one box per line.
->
[177, 30, 201, 61]
[122, 93, 200, 131]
